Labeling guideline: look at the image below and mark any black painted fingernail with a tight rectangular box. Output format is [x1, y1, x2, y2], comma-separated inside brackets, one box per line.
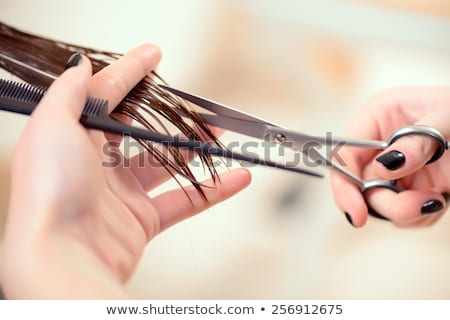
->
[375, 150, 405, 170]
[344, 212, 354, 227]
[421, 199, 444, 215]
[64, 53, 82, 70]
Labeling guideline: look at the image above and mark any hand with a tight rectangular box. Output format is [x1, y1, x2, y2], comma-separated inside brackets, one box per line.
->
[331, 87, 450, 228]
[1, 44, 251, 298]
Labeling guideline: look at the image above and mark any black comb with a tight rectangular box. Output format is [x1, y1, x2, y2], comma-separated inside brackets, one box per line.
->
[0, 79, 322, 177]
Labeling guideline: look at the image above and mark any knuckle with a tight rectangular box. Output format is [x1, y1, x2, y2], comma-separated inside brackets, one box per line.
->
[125, 54, 147, 78]
[408, 135, 435, 159]
[106, 72, 130, 96]
[92, 71, 130, 99]
[410, 135, 427, 153]
[366, 87, 404, 111]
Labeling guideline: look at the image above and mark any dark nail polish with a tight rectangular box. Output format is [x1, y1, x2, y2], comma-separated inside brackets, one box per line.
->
[375, 150, 405, 170]
[344, 212, 354, 227]
[421, 199, 444, 215]
[64, 53, 82, 70]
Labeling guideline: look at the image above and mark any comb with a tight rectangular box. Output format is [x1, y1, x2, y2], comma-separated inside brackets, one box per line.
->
[0, 79, 321, 177]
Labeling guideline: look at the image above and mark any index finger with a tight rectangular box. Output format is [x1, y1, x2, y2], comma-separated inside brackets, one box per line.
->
[88, 43, 161, 113]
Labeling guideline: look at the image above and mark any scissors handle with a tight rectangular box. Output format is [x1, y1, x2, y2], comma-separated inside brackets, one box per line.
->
[358, 179, 403, 220]
[386, 125, 448, 164]
[360, 179, 403, 194]
[364, 125, 448, 219]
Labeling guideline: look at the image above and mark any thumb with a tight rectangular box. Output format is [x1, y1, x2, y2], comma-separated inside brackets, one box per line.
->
[373, 110, 450, 180]
[33, 53, 92, 120]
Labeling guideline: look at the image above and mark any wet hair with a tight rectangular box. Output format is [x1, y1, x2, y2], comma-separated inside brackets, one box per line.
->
[0, 22, 221, 199]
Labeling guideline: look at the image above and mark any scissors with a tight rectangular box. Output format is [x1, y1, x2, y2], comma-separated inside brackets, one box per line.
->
[160, 85, 449, 220]
[0, 78, 322, 178]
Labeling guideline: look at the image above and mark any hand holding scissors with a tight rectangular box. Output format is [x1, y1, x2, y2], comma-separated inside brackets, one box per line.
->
[161, 85, 450, 228]
[331, 87, 450, 227]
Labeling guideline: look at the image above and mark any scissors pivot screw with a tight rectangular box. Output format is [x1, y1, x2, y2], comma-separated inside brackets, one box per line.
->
[275, 133, 287, 143]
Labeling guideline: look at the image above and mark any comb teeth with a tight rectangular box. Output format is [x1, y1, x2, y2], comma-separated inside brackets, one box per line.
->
[0, 79, 107, 117]
[82, 97, 106, 117]
[0, 79, 46, 104]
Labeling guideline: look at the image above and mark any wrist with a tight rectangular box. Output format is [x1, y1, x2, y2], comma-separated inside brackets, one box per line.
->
[1, 231, 128, 299]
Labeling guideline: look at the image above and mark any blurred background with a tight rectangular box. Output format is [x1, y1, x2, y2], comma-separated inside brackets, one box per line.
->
[1, 0, 450, 299]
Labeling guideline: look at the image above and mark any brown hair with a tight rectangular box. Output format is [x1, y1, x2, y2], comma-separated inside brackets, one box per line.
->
[0, 22, 220, 199]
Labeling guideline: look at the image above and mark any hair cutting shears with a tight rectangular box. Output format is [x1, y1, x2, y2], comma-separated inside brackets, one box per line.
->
[160, 85, 449, 220]
[0, 78, 322, 177]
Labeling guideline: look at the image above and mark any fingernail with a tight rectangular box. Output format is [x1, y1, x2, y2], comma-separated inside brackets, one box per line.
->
[344, 212, 354, 227]
[421, 199, 444, 215]
[375, 150, 405, 170]
[64, 53, 82, 70]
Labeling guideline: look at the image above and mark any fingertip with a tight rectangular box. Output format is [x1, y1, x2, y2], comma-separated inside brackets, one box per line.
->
[343, 210, 368, 228]
[64, 53, 83, 70]
[35, 54, 92, 118]
[62, 53, 92, 75]
[129, 43, 162, 73]
[344, 212, 355, 227]
[58, 54, 93, 89]
[331, 173, 368, 228]
[373, 149, 409, 181]
[375, 150, 405, 171]
[372, 150, 407, 180]
[368, 189, 446, 223]
[344, 200, 368, 228]
[142, 43, 162, 60]
[221, 168, 252, 189]
[90, 44, 162, 109]
[421, 197, 445, 215]
[373, 134, 438, 179]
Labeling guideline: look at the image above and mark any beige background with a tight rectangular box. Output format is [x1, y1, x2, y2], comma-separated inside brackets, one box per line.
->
[1, 0, 450, 299]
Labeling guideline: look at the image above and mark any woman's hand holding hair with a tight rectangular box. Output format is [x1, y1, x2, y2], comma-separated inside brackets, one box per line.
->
[1, 45, 251, 299]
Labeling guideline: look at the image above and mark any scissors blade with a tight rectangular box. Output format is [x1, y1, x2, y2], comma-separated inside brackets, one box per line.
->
[189, 112, 276, 140]
[159, 84, 283, 127]
[269, 127, 388, 149]
[161, 85, 387, 149]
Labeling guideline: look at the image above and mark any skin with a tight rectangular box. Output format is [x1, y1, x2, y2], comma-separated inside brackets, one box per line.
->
[0, 44, 251, 299]
[331, 87, 450, 228]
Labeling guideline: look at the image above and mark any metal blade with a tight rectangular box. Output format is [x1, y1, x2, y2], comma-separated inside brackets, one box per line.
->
[159, 84, 282, 127]
[191, 113, 275, 140]
[269, 127, 387, 149]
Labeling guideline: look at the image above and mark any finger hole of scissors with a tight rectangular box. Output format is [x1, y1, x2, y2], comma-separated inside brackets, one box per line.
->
[361, 180, 402, 221]
[386, 125, 447, 164]
[366, 205, 390, 221]
[361, 179, 403, 194]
